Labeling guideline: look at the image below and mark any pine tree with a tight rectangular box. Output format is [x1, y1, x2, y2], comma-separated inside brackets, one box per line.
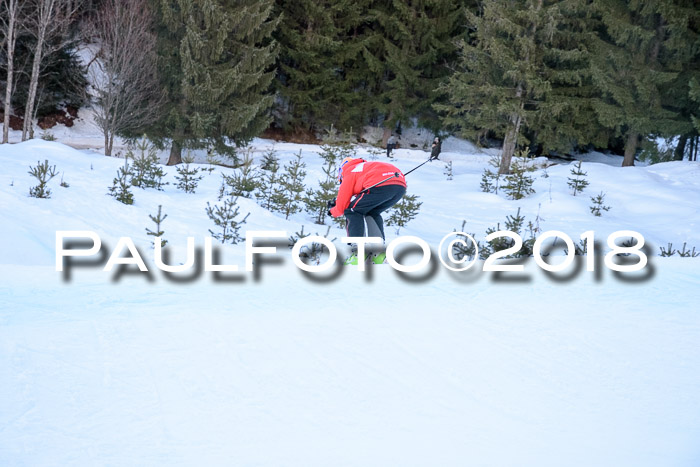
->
[444, 161, 453, 181]
[260, 146, 280, 171]
[305, 155, 338, 224]
[590, 191, 611, 217]
[502, 152, 535, 200]
[274, 0, 350, 131]
[256, 164, 285, 211]
[567, 160, 589, 196]
[174, 154, 204, 194]
[108, 159, 135, 205]
[589, 0, 696, 166]
[371, 0, 465, 138]
[28, 160, 58, 199]
[439, 0, 600, 173]
[386, 194, 422, 235]
[146, 205, 168, 246]
[206, 194, 250, 244]
[278, 150, 307, 219]
[220, 149, 260, 199]
[130, 138, 167, 190]
[150, 0, 279, 165]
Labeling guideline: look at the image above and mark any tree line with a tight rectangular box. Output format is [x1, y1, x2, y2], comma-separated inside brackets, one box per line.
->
[1, 0, 699, 171]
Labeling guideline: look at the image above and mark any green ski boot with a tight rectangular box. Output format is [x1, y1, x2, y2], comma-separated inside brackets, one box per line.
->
[371, 252, 387, 265]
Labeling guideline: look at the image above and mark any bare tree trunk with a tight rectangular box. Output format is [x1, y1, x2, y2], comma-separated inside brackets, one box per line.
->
[22, 0, 52, 141]
[2, 0, 20, 144]
[104, 131, 111, 156]
[167, 139, 182, 165]
[622, 131, 638, 167]
[499, 110, 523, 174]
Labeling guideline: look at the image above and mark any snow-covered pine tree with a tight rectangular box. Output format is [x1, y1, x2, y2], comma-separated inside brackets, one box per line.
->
[174, 154, 204, 194]
[28, 160, 58, 199]
[206, 194, 250, 244]
[151, 0, 279, 165]
[568, 161, 589, 196]
[108, 159, 135, 205]
[386, 193, 422, 235]
[145, 205, 168, 247]
[278, 150, 307, 219]
[130, 138, 167, 190]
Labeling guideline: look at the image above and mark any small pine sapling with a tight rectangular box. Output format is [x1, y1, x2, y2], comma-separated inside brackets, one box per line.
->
[288, 225, 337, 265]
[28, 160, 58, 198]
[386, 193, 422, 235]
[175, 153, 204, 194]
[502, 152, 535, 200]
[146, 205, 168, 247]
[206, 193, 250, 244]
[108, 159, 135, 205]
[279, 150, 307, 219]
[568, 160, 589, 196]
[256, 165, 285, 211]
[260, 146, 280, 171]
[205, 150, 222, 174]
[220, 149, 259, 199]
[659, 243, 676, 257]
[444, 160, 453, 181]
[367, 146, 383, 161]
[450, 220, 480, 262]
[60, 172, 69, 188]
[677, 242, 699, 257]
[590, 191, 611, 216]
[131, 138, 167, 190]
[305, 156, 338, 224]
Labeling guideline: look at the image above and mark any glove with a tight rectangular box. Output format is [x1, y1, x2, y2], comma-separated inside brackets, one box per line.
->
[326, 198, 336, 217]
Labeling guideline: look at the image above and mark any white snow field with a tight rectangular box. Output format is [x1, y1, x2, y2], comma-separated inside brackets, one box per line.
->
[1, 138, 700, 466]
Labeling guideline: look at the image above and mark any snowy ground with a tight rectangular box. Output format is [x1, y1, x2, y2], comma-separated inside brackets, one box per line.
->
[1, 131, 699, 466]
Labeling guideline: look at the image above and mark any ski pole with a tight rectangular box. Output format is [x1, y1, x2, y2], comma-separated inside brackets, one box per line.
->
[358, 172, 400, 195]
[357, 157, 433, 195]
[403, 157, 433, 176]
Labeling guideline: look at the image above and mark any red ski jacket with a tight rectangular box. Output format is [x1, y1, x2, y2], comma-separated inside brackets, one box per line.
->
[330, 159, 407, 217]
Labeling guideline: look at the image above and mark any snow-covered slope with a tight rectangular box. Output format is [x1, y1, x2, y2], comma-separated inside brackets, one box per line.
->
[1, 139, 699, 466]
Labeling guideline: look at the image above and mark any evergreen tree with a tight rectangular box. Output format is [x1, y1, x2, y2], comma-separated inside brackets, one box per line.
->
[590, 191, 611, 217]
[371, 0, 465, 138]
[28, 160, 58, 199]
[260, 146, 280, 171]
[439, 0, 599, 173]
[108, 160, 135, 205]
[220, 149, 260, 199]
[567, 160, 589, 196]
[146, 205, 168, 246]
[305, 155, 338, 224]
[278, 150, 307, 219]
[150, 0, 279, 165]
[206, 193, 250, 244]
[589, 0, 696, 166]
[256, 163, 285, 211]
[502, 152, 535, 200]
[386, 193, 422, 235]
[130, 139, 167, 190]
[274, 0, 350, 131]
[174, 154, 204, 193]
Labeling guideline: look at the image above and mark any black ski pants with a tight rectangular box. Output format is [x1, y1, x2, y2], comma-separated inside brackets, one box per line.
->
[344, 184, 406, 241]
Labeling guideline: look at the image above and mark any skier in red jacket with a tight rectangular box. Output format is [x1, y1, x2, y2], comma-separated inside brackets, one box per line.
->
[329, 157, 407, 253]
